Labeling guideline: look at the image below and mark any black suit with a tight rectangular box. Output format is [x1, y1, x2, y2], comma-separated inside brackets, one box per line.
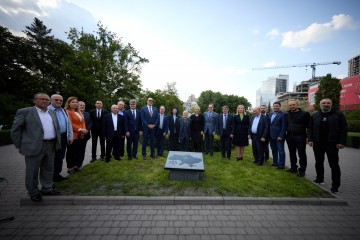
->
[90, 108, 108, 160]
[79, 111, 92, 167]
[249, 114, 269, 165]
[124, 109, 142, 158]
[168, 114, 180, 151]
[103, 113, 125, 161]
[217, 114, 233, 159]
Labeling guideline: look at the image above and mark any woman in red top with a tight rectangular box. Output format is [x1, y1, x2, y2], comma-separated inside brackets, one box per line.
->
[65, 97, 88, 174]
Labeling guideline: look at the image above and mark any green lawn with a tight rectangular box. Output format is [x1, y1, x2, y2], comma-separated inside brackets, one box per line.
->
[56, 147, 332, 198]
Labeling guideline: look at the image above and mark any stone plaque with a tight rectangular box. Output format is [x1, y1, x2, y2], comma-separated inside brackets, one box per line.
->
[164, 151, 204, 181]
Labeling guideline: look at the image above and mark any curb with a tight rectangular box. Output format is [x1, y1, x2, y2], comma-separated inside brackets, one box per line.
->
[20, 196, 348, 206]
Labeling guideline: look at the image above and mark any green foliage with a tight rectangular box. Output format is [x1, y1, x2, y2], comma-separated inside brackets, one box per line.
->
[138, 82, 184, 115]
[197, 90, 251, 114]
[56, 148, 331, 198]
[0, 130, 12, 146]
[346, 120, 360, 132]
[314, 74, 342, 110]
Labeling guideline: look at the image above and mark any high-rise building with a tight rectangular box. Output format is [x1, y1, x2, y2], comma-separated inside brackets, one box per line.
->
[348, 54, 360, 77]
[258, 74, 289, 106]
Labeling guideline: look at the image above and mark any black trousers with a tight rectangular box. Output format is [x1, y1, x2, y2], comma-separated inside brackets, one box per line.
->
[78, 138, 89, 168]
[91, 129, 105, 160]
[313, 141, 341, 188]
[106, 132, 121, 160]
[168, 133, 179, 151]
[251, 134, 265, 164]
[286, 135, 307, 173]
[66, 139, 82, 168]
[54, 132, 67, 177]
[204, 131, 214, 154]
[220, 131, 231, 158]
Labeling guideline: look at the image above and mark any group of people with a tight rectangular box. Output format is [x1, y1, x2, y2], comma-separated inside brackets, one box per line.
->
[11, 93, 348, 202]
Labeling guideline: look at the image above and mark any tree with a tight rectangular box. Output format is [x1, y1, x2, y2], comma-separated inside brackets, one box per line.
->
[67, 22, 149, 109]
[197, 90, 251, 114]
[314, 74, 342, 110]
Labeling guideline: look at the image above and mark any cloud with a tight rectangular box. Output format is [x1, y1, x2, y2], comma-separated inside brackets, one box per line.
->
[251, 28, 260, 34]
[266, 28, 279, 39]
[263, 61, 276, 68]
[281, 14, 360, 48]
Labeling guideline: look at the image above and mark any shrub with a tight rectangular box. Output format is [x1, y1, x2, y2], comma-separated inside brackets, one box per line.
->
[347, 120, 360, 132]
[0, 130, 13, 146]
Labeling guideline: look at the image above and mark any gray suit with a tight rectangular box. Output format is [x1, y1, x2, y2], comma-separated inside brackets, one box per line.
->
[203, 111, 218, 154]
[11, 106, 61, 196]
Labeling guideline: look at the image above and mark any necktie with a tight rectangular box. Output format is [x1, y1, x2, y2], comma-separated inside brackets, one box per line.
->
[149, 106, 153, 117]
[97, 109, 100, 118]
[173, 116, 176, 133]
[223, 114, 227, 130]
[160, 114, 163, 129]
[132, 110, 136, 119]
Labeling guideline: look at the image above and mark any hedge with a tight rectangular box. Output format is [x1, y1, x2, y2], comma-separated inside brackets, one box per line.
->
[347, 120, 360, 132]
[0, 130, 13, 146]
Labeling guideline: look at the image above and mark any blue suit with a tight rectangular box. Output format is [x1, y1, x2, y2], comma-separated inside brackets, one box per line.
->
[249, 114, 269, 165]
[269, 111, 288, 168]
[217, 114, 233, 159]
[140, 105, 159, 157]
[156, 114, 169, 156]
[203, 111, 218, 155]
[124, 109, 142, 159]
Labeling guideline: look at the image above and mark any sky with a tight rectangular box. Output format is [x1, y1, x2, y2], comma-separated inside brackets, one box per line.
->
[1, 0, 360, 106]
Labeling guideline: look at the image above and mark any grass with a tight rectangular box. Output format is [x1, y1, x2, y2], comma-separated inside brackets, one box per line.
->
[56, 147, 333, 198]
[348, 132, 360, 137]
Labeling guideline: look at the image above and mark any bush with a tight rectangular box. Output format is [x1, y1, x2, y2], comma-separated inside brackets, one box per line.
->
[347, 120, 360, 132]
[0, 130, 13, 146]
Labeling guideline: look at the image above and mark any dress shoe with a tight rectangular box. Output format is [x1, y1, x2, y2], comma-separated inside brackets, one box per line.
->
[313, 179, 324, 185]
[150, 154, 157, 159]
[105, 159, 110, 163]
[128, 156, 132, 160]
[286, 169, 298, 173]
[30, 194, 42, 202]
[115, 157, 121, 160]
[90, 159, 96, 163]
[271, 164, 279, 167]
[297, 172, 305, 177]
[133, 156, 138, 159]
[41, 190, 60, 196]
[331, 186, 339, 194]
[277, 167, 285, 170]
[210, 153, 214, 156]
[252, 160, 257, 164]
[256, 163, 263, 166]
[143, 155, 147, 160]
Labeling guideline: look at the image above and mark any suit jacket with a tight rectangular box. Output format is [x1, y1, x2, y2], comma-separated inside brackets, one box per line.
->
[156, 114, 169, 134]
[90, 108, 108, 133]
[124, 109, 142, 133]
[217, 114, 233, 136]
[168, 114, 180, 134]
[203, 111, 218, 133]
[248, 114, 269, 139]
[269, 111, 287, 140]
[82, 111, 92, 140]
[67, 110, 87, 140]
[11, 106, 61, 156]
[48, 105, 73, 142]
[179, 118, 191, 139]
[140, 105, 159, 128]
[102, 113, 125, 140]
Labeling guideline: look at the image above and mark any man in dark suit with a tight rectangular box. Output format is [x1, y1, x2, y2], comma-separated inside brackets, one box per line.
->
[140, 97, 159, 159]
[124, 99, 142, 160]
[217, 105, 233, 160]
[155, 105, 169, 157]
[11, 92, 61, 202]
[203, 103, 218, 156]
[102, 105, 125, 162]
[90, 100, 108, 162]
[48, 94, 73, 182]
[248, 107, 269, 166]
[168, 107, 180, 151]
[117, 100, 126, 157]
[260, 105, 270, 161]
[269, 102, 287, 169]
[78, 101, 92, 167]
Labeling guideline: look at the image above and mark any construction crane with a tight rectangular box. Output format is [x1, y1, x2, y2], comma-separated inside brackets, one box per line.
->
[253, 61, 341, 81]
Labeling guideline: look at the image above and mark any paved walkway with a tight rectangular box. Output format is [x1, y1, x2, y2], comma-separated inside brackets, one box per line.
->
[0, 142, 359, 239]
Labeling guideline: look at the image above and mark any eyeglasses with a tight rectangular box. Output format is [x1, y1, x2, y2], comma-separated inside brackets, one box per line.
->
[53, 99, 63, 102]
[148, 100, 153, 102]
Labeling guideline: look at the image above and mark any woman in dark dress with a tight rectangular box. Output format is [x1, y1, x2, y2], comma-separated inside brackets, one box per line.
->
[231, 105, 250, 160]
[190, 106, 204, 152]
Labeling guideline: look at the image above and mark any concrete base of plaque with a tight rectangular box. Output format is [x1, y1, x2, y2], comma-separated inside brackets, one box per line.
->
[164, 151, 204, 182]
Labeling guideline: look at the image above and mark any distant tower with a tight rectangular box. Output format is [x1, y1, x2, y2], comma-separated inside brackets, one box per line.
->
[348, 54, 360, 77]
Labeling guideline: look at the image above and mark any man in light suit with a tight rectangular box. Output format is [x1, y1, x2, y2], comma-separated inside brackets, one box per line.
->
[90, 100, 108, 162]
[141, 97, 159, 159]
[203, 103, 218, 156]
[11, 92, 61, 202]
[248, 107, 269, 166]
[102, 105, 125, 162]
[217, 105, 233, 160]
[124, 99, 142, 160]
[48, 94, 73, 182]
[269, 102, 287, 169]
[79, 101, 92, 167]
[155, 105, 169, 157]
